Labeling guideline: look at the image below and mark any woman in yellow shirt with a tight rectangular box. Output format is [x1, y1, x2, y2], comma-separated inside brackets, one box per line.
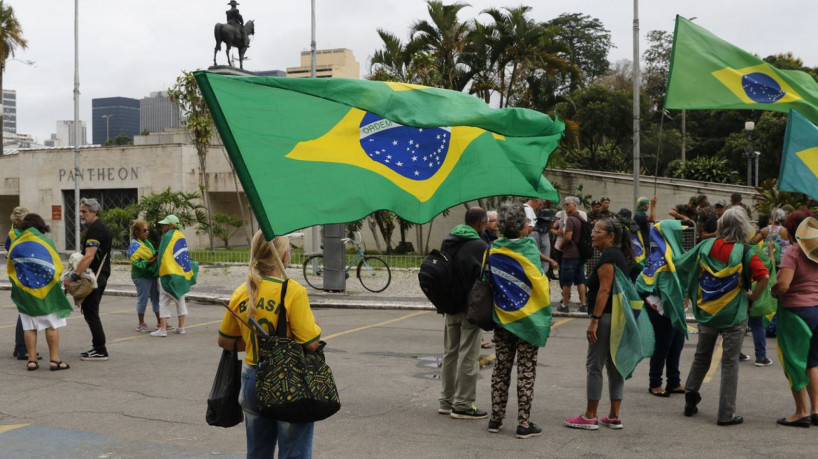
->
[218, 230, 322, 458]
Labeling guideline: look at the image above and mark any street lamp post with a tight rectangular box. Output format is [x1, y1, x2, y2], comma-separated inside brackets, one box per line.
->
[744, 121, 755, 186]
[754, 151, 761, 187]
[102, 114, 113, 142]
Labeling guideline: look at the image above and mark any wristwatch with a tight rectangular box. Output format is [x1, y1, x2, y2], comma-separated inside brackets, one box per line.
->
[589, 314, 601, 320]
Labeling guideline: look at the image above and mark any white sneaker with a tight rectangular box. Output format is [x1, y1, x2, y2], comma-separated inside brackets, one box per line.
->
[174, 328, 186, 335]
[150, 329, 167, 337]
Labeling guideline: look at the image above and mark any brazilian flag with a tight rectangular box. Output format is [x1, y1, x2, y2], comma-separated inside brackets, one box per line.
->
[6, 228, 72, 318]
[665, 16, 818, 124]
[194, 72, 564, 238]
[489, 237, 552, 347]
[611, 266, 654, 380]
[158, 229, 198, 300]
[635, 220, 688, 337]
[776, 305, 812, 390]
[779, 109, 818, 201]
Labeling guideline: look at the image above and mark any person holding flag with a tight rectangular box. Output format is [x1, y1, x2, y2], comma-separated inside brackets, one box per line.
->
[487, 202, 552, 439]
[676, 208, 769, 426]
[7, 206, 39, 362]
[7, 213, 73, 371]
[771, 210, 818, 427]
[129, 220, 160, 332]
[151, 215, 198, 337]
[565, 217, 653, 430]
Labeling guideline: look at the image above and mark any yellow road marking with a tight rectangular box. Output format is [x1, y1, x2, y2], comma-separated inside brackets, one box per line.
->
[479, 317, 574, 367]
[704, 336, 724, 383]
[323, 311, 429, 341]
[0, 424, 29, 434]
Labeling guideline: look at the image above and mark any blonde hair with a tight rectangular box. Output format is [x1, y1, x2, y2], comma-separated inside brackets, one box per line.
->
[131, 219, 148, 239]
[246, 230, 289, 318]
[10, 206, 29, 226]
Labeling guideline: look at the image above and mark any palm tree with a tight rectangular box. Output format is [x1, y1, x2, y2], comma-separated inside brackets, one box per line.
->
[370, 29, 413, 82]
[0, 1, 27, 149]
[410, 0, 473, 91]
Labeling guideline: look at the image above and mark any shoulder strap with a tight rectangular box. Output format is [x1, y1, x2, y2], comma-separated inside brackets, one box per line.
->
[95, 252, 109, 278]
[276, 279, 289, 338]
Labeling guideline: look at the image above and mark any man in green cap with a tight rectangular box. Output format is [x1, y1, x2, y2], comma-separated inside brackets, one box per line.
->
[634, 196, 656, 244]
[669, 196, 698, 224]
[151, 215, 197, 337]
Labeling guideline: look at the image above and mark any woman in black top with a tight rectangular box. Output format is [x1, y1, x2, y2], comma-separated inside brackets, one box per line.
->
[565, 218, 632, 430]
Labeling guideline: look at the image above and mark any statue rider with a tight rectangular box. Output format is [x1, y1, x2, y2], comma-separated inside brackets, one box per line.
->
[226, 0, 246, 46]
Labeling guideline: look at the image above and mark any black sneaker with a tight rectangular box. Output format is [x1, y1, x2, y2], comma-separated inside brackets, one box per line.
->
[516, 422, 542, 439]
[739, 353, 751, 362]
[488, 420, 503, 433]
[80, 349, 109, 361]
[755, 357, 773, 367]
[557, 305, 570, 313]
[450, 405, 488, 420]
[684, 391, 701, 417]
[578, 305, 588, 314]
[79, 348, 94, 358]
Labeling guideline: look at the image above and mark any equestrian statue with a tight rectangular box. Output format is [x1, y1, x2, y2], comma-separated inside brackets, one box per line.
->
[213, 1, 255, 69]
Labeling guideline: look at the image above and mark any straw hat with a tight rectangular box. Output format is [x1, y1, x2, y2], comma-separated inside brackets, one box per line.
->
[795, 216, 818, 263]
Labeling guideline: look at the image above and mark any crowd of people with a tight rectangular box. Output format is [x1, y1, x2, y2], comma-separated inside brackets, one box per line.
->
[434, 194, 818, 439]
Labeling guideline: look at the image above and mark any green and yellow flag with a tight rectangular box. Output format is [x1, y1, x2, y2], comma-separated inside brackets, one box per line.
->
[779, 109, 818, 200]
[6, 228, 72, 318]
[611, 266, 654, 380]
[776, 305, 812, 390]
[665, 16, 818, 123]
[194, 72, 564, 238]
[158, 229, 198, 299]
[489, 237, 552, 347]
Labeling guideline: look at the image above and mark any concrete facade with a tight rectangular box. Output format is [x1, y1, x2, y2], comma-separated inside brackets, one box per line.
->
[139, 91, 181, 133]
[286, 48, 360, 79]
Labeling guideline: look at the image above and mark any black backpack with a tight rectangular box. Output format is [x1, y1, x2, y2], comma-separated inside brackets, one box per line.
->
[418, 245, 463, 315]
[577, 217, 594, 260]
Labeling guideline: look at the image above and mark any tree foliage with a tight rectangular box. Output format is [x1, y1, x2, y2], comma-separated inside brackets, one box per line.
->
[0, 1, 28, 149]
[545, 13, 612, 91]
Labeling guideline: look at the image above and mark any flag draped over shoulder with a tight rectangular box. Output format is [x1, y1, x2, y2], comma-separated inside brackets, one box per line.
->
[665, 17, 818, 124]
[158, 229, 198, 299]
[6, 228, 72, 318]
[778, 109, 818, 200]
[489, 237, 552, 347]
[748, 245, 777, 318]
[776, 305, 812, 390]
[636, 220, 688, 337]
[610, 266, 654, 380]
[194, 72, 564, 238]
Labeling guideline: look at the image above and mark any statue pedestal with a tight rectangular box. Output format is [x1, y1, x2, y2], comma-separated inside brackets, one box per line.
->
[207, 66, 256, 76]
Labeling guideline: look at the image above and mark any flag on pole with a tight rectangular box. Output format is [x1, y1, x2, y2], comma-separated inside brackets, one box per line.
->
[610, 266, 654, 380]
[194, 72, 564, 238]
[778, 109, 818, 200]
[665, 16, 818, 123]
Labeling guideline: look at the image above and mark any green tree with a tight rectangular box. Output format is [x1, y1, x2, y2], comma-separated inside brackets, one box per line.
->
[0, 1, 27, 149]
[666, 156, 742, 184]
[545, 13, 612, 91]
[206, 212, 245, 248]
[104, 134, 132, 146]
[410, 0, 473, 90]
[642, 29, 673, 110]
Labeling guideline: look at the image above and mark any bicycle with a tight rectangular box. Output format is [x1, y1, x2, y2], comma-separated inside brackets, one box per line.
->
[302, 232, 391, 293]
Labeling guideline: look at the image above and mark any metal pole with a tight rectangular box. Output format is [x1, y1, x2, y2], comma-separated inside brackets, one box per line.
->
[309, 0, 318, 259]
[681, 109, 686, 165]
[632, 0, 641, 207]
[73, 0, 81, 251]
[754, 152, 760, 187]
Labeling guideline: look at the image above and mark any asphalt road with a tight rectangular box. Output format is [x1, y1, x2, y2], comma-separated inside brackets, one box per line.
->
[0, 293, 814, 458]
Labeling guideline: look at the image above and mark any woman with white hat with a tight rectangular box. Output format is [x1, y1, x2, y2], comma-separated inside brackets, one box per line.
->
[771, 209, 818, 427]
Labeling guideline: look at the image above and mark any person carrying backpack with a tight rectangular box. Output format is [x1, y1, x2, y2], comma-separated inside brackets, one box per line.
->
[557, 196, 589, 313]
[437, 207, 489, 420]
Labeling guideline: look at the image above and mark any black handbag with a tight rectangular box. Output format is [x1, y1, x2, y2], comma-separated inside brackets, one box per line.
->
[467, 249, 495, 331]
[254, 280, 341, 423]
[205, 343, 244, 428]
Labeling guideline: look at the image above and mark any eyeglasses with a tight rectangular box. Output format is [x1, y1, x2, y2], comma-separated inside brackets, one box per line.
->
[140, 228, 149, 232]
[591, 228, 607, 235]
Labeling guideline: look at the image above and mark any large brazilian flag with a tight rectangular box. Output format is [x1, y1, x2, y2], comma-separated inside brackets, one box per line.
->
[611, 266, 654, 380]
[665, 16, 818, 124]
[158, 229, 198, 300]
[6, 228, 72, 318]
[194, 72, 564, 238]
[489, 237, 552, 347]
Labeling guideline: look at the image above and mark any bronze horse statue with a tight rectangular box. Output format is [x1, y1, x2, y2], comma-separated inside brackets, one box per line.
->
[213, 19, 255, 69]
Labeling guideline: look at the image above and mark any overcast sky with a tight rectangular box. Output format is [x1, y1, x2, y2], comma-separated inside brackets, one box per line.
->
[4, 0, 817, 143]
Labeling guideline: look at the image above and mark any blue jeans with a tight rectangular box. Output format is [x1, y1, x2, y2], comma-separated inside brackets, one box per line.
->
[646, 306, 684, 389]
[133, 277, 160, 314]
[747, 316, 767, 359]
[239, 363, 314, 459]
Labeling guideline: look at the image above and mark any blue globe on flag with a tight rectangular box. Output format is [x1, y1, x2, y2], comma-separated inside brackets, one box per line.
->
[742, 72, 785, 103]
[173, 238, 192, 273]
[10, 241, 56, 289]
[490, 254, 532, 312]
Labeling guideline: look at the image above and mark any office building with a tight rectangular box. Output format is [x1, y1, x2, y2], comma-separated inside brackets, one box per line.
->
[286, 48, 360, 79]
[92, 97, 140, 144]
[3, 89, 17, 133]
[140, 91, 180, 133]
[53, 120, 87, 147]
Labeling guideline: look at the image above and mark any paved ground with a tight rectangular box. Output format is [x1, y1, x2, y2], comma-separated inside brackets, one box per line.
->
[1, 288, 815, 458]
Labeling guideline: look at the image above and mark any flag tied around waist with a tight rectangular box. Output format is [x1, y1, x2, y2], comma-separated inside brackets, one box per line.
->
[158, 229, 198, 300]
[779, 109, 818, 201]
[611, 266, 654, 380]
[6, 227, 72, 318]
[776, 305, 812, 391]
[194, 72, 564, 238]
[489, 237, 552, 347]
[636, 220, 688, 337]
[665, 16, 818, 124]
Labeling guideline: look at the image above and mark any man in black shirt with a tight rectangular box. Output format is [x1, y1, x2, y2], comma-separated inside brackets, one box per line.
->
[64, 198, 112, 361]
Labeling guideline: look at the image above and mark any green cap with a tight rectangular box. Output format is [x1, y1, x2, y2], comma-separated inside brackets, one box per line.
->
[158, 214, 180, 227]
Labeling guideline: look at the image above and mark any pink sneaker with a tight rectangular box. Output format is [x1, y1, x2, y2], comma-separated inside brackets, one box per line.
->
[599, 416, 623, 429]
[564, 413, 599, 430]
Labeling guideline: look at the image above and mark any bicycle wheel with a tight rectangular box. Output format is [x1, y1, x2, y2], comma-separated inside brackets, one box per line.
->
[356, 256, 391, 293]
[302, 255, 326, 291]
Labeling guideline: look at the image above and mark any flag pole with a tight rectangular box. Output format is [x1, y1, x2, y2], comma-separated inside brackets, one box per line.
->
[632, 0, 641, 208]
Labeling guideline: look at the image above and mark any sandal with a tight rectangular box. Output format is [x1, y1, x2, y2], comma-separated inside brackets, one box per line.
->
[649, 387, 670, 397]
[667, 386, 686, 394]
[49, 360, 70, 371]
[27, 361, 39, 371]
